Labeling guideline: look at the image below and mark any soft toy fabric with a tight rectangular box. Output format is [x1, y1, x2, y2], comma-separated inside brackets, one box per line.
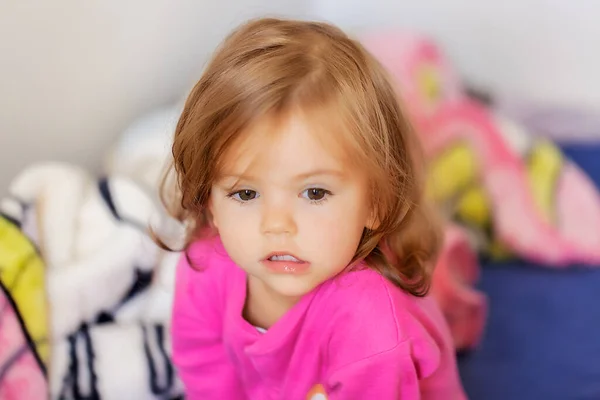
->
[0, 215, 48, 400]
[430, 225, 487, 352]
[362, 31, 600, 266]
[0, 163, 183, 399]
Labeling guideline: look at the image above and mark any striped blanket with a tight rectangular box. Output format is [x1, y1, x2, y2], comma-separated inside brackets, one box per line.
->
[0, 163, 183, 399]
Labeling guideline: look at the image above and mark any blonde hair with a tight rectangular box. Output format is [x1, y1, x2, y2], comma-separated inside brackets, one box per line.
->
[158, 17, 441, 297]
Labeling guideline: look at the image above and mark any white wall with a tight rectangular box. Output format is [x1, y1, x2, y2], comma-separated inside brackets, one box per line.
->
[0, 0, 309, 194]
[313, 0, 600, 109]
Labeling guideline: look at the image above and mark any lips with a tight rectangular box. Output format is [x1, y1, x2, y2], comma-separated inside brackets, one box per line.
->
[262, 252, 309, 274]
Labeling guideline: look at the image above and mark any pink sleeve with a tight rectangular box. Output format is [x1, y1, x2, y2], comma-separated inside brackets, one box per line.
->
[325, 342, 421, 400]
[170, 252, 243, 399]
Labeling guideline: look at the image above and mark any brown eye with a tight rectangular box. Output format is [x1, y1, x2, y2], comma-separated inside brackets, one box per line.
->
[304, 188, 328, 201]
[233, 190, 258, 201]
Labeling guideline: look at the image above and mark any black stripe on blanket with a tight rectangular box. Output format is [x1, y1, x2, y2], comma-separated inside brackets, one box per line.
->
[97, 178, 147, 232]
[95, 268, 153, 325]
[59, 324, 100, 400]
[98, 178, 120, 222]
[143, 325, 175, 396]
[0, 211, 21, 229]
[1, 194, 29, 228]
[122, 268, 154, 303]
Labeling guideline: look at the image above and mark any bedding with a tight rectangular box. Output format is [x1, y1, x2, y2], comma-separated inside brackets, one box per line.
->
[0, 164, 183, 399]
[362, 31, 600, 266]
[459, 142, 600, 400]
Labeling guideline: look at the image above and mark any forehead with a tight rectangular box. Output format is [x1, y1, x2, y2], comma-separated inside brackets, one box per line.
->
[217, 110, 359, 178]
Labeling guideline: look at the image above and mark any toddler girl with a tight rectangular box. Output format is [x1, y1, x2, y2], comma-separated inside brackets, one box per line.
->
[162, 17, 466, 399]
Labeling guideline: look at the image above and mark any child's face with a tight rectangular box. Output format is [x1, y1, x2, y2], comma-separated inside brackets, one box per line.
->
[209, 113, 373, 301]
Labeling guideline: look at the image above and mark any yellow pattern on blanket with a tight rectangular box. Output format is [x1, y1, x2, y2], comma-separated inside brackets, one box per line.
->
[0, 216, 49, 365]
[425, 139, 567, 261]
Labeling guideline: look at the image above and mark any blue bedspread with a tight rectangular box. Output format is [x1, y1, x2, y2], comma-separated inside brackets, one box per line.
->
[459, 143, 600, 400]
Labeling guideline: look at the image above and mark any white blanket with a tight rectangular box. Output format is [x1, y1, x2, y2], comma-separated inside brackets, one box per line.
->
[1, 105, 185, 399]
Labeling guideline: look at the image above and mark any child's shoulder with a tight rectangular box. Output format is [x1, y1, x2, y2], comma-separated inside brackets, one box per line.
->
[314, 266, 446, 371]
[320, 265, 442, 330]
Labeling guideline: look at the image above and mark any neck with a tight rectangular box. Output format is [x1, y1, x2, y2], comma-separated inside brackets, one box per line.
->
[243, 275, 301, 330]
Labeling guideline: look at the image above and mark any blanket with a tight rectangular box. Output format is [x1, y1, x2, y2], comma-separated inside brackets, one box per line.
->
[0, 164, 183, 399]
[362, 31, 600, 266]
[0, 216, 47, 399]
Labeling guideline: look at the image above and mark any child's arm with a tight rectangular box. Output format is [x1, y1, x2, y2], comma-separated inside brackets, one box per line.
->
[324, 341, 422, 400]
[171, 254, 243, 399]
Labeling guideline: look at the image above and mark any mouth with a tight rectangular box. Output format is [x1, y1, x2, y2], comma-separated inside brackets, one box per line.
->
[262, 252, 309, 274]
[267, 253, 303, 262]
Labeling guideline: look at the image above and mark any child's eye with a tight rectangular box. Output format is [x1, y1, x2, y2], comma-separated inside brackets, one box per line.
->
[301, 188, 331, 202]
[229, 189, 259, 202]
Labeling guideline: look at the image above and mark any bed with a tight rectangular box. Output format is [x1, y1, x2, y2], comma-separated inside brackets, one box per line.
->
[459, 142, 600, 399]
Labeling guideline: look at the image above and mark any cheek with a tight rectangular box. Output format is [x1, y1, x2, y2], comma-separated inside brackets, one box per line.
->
[213, 205, 259, 266]
[211, 194, 255, 229]
[299, 199, 366, 257]
[212, 200, 261, 239]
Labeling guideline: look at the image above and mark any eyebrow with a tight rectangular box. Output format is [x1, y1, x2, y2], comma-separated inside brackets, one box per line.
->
[218, 169, 346, 182]
[294, 169, 346, 180]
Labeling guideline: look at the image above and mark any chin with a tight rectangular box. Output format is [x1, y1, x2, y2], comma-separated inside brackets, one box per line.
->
[275, 286, 312, 299]
[269, 279, 318, 299]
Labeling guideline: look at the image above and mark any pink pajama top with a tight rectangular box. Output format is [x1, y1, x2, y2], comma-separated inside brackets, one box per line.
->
[171, 238, 466, 399]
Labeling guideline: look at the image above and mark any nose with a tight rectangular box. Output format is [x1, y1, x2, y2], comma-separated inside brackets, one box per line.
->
[260, 199, 297, 236]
